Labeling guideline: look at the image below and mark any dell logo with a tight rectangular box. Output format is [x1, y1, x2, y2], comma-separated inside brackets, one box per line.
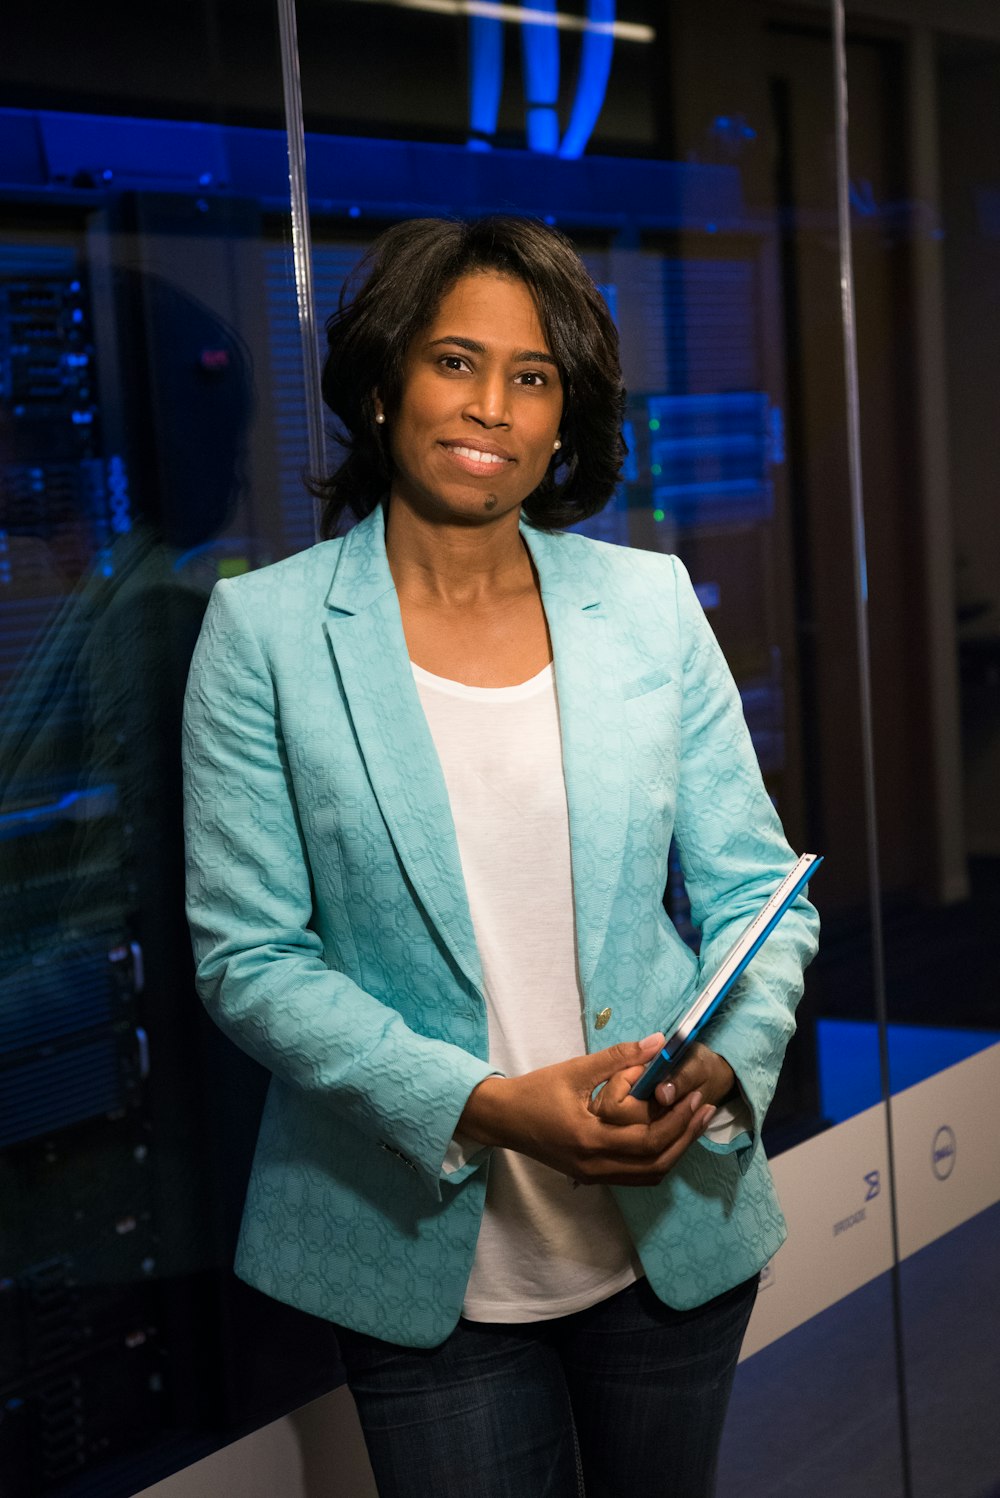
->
[932, 1125, 956, 1181]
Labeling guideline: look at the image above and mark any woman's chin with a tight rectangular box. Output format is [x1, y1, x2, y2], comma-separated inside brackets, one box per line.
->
[391, 481, 526, 526]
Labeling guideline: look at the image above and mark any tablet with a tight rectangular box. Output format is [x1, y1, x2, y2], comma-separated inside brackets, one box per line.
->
[628, 853, 823, 1102]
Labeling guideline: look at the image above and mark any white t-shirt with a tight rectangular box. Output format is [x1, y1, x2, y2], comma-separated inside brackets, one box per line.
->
[414, 660, 638, 1321]
[413, 659, 749, 1323]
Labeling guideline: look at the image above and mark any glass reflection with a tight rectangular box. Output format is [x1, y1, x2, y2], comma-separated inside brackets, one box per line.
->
[843, 15, 1000, 1497]
[0, 10, 344, 1495]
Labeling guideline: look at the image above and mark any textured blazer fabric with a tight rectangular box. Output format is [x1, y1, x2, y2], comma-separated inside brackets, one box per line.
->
[182, 502, 819, 1347]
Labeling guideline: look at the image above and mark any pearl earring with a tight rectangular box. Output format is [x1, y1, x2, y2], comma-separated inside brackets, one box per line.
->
[553, 438, 562, 451]
[375, 412, 386, 425]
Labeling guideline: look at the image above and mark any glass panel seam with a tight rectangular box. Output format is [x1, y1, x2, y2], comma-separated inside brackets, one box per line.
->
[276, 0, 327, 539]
[831, 4, 914, 1492]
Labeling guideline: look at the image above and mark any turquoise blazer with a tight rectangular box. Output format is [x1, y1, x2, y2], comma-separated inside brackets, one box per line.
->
[182, 503, 819, 1347]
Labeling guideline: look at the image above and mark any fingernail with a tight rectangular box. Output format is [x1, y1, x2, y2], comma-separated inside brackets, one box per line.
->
[640, 1032, 665, 1049]
[700, 1106, 717, 1131]
[658, 1081, 676, 1106]
[689, 1090, 704, 1114]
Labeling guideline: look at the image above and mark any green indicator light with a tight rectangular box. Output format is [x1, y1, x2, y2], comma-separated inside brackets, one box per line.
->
[653, 508, 665, 522]
[651, 463, 662, 476]
[649, 418, 660, 431]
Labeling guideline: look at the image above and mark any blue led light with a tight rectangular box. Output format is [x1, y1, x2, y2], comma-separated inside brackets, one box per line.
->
[468, 14, 503, 148]
[558, 0, 615, 159]
[521, 0, 560, 154]
[467, 0, 615, 159]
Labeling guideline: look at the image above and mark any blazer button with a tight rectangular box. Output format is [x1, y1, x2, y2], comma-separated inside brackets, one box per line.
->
[595, 1007, 612, 1030]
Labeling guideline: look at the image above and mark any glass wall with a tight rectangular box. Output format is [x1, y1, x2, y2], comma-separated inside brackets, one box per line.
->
[0, 6, 345, 1496]
[1, 2, 998, 1496]
[843, 11, 1000, 1498]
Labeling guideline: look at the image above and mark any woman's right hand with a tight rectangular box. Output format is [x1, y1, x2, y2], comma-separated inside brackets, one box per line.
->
[457, 1035, 717, 1186]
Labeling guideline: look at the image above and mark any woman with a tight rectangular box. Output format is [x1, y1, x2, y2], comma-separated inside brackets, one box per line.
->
[182, 216, 819, 1497]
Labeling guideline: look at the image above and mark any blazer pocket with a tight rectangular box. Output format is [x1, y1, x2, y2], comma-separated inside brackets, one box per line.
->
[623, 668, 674, 701]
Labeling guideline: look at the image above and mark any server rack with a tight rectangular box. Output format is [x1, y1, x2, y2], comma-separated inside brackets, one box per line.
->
[0, 108, 819, 1495]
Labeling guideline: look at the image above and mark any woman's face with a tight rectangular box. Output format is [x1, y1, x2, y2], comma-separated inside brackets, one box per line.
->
[385, 271, 564, 524]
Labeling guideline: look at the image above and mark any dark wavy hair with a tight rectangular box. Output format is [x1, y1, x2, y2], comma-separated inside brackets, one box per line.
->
[313, 216, 626, 537]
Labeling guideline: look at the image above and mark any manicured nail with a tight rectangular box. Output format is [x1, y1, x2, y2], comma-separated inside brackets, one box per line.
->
[658, 1081, 676, 1106]
[640, 1032, 665, 1048]
[700, 1106, 717, 1131]
[689, 1090, 704, 1114]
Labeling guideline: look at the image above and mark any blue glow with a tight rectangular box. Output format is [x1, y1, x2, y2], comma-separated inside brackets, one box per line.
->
[467, 0, 612, 158]
[521, 0, 560, 154]
[468, 14, 503, 147]
[712, 114, 757, 142]
[558, 0, 615, 159]
[596, 281, 618, 324]
[0, 785, 118, 839]
[0, 106, 749, 227]
[817, 1019, 1000, 1123]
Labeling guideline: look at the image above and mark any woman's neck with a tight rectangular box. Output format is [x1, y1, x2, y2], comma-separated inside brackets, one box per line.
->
[384, 498, 533, 610]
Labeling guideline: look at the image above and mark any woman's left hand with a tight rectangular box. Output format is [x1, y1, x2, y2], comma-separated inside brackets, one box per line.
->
[590, 1041, 737, 1128]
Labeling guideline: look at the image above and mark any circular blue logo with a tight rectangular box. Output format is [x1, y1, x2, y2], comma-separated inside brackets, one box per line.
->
[932, 1125, 956, 1181]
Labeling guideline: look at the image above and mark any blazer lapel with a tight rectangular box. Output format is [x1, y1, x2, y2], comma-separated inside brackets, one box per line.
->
[522, 527, 629, 999]
[323, 507, 483, 994]
[323, 507, 630, 1006]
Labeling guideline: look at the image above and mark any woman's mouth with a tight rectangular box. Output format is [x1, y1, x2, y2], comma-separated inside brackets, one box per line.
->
[439, 442, 514, 477]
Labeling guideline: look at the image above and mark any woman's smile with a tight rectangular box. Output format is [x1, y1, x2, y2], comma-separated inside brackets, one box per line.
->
[438, 438, 516, 477]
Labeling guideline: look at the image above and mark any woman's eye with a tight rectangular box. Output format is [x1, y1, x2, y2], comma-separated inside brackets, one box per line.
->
[517, 371, 546, 387]
[439, 355, 470, 372]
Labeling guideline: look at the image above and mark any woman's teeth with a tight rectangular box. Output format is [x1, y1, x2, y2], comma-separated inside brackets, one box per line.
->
[450, 446, 506, 464]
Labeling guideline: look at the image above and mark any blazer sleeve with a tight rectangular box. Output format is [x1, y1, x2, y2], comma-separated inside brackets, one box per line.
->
[181, 579, 498, 1201]
[669, 557, 820, 1171]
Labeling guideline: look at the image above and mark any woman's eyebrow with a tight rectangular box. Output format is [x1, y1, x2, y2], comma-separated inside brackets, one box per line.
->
[427, 335, 558, 366]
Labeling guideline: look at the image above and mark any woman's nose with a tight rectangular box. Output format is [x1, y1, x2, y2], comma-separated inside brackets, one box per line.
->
[465, 372, 510, 427]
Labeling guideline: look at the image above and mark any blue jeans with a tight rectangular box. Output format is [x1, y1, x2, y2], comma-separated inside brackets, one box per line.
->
[336, 1273, 758, 1498]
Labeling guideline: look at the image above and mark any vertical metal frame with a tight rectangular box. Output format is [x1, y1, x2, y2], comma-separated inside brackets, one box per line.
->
[830, 3, 913, 1491]
[275, 0, 327, 539]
